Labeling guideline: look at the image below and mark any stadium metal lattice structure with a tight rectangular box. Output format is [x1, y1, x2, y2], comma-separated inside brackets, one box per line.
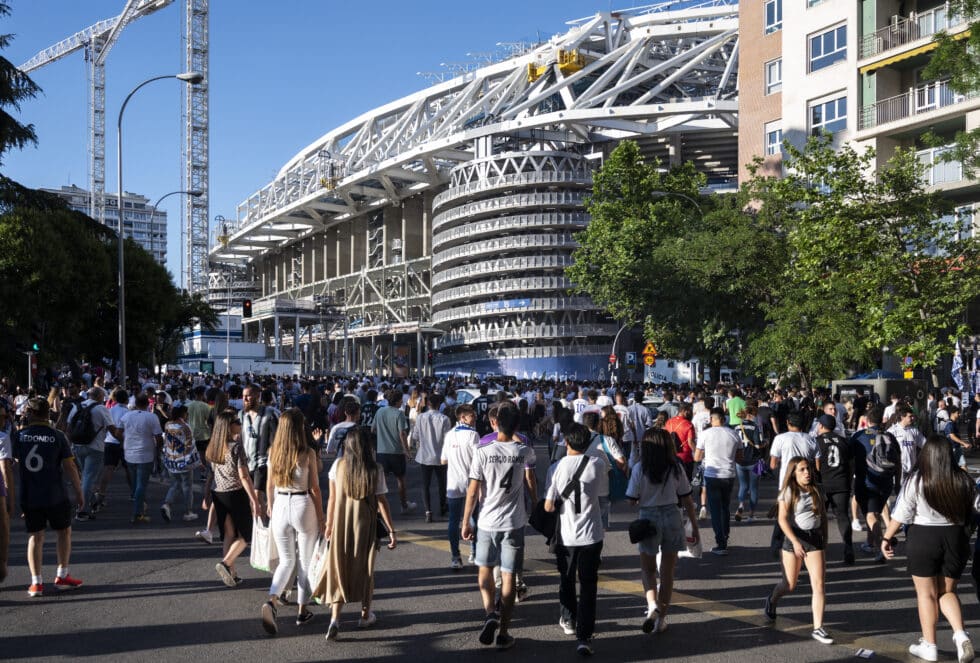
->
[212, 1, 739, 377]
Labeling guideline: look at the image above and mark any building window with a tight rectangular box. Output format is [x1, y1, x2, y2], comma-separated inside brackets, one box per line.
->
[809, 24, 847, 72]
[808, 0, 825, 6]
[765, 121, 783, 156]
[765, 0, 782, 34]
[809, 95, 847, 135]
[765, 59, 782, 95]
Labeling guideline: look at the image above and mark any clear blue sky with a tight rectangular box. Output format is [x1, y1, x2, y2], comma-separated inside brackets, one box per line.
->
[3, 0, 631, 281]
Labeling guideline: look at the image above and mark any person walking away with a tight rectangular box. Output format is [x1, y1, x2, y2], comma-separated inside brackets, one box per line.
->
[261, 408, 324, 635]
[626, 427, 699, 634]
[545, 423, 605, 656]
[206, 409, 262, 587]
[665, 403, 696, 480]
[694, 408, 741, 555]
[411, 393, 451, 523]
[942, 407, 971, 469]
[63, 386, 115, 522]
[372, 390, 416, 514]
[763, 456, 833, 645]
[442, 404, 479, 569]
[92, 388, 131, 514]
[316, 426, 397, 641]
[734, 404, 764, 522]
[160, 405, 200, 522]
[462, 405, 537, 650]
[0, 400, 13, 585]
[581, 412, 621, 530]
[14, 398, 84, 596]
[241, 385, 277, 512]
[851, 405, 900, 563]
[119, 392, 163, 524]
[882, 435, 976, 663]
[814, 413, 856, 565]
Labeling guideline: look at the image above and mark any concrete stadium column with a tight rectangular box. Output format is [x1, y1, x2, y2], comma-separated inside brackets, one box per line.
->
[274, 314, 281, 361]
[294, 315, 300, 365]
[668, 135, 682, 167]
[422, 191, 432, 257]
[403, 195, 423, 261]
[417, 328, 423, 376]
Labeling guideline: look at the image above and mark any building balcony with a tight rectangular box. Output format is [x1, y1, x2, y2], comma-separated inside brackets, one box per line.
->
[859, 80, 978, 131]
[859, 3, 967, 60]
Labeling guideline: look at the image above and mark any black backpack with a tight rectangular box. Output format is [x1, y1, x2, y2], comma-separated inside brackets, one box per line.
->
[868, 431, 899, 475]
[68, 402, 102, 445]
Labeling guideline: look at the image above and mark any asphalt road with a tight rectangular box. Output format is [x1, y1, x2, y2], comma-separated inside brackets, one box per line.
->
[2, 445, 979, 663]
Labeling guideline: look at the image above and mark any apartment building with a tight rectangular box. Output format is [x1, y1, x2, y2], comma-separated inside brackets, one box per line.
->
[41, 184, 169, 266]
[738, 0, 978, 239]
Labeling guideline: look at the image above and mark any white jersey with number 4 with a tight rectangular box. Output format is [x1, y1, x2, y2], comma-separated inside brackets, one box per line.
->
[469, 440, 536, 532]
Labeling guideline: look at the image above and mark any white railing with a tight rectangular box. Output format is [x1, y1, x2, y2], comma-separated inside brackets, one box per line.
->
[433, 323, 619, 349]
[432, 211, 588, 250]
[433, 171, 592, 210]
[432, 191, 587, 233]
[860, 3, 966, 58]
[432, 276, 572, 307]
[431, 233, 578, 269]
[432, 255, 573, 288]
[860, 79, 974, 129]
[432, 297, 597, 325]
[438, 343, 611, 364]
[917, 145, 963, 186]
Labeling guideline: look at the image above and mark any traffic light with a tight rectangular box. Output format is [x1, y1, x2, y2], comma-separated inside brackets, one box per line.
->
[427, 351, 433, 364]
[242, 299, 252, 318]
[30, 322, 42, 352]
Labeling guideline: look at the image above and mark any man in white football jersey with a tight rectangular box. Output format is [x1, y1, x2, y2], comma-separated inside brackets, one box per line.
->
[462, 406, 537, 651]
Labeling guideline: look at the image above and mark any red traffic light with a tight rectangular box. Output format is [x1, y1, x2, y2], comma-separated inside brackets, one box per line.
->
[242, 299, 253, 318]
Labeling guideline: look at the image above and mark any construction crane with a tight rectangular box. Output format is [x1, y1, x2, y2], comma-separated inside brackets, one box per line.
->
[18, 0, 211, 294]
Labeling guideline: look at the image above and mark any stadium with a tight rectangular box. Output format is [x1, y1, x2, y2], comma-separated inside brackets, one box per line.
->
[209, 1, 740, 379]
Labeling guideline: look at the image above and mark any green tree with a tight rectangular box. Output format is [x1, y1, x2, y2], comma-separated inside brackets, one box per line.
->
[0, 1, 39, 166]
[155, 290, 219, 366]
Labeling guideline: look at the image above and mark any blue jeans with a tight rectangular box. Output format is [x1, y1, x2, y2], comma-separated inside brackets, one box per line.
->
[165, 470, 194, 513]
[704, 476, 734, 549]
[73, 445, 104, 510]
[131, 462, 153, 518]
[447, 496, 477, 560]
[735, 464, 759, 513]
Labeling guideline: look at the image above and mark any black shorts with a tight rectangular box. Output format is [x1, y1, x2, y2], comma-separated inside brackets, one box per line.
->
[906, 524, 969, 579]
[377, 452, 406, 478]
[104, 444, 125, 468]
[251, 466, 268, 493]
[855, 486, 888, 516]
[24, 501, 72, 533]
[194, 439, 210, 459]
[782, 526, 825, 553]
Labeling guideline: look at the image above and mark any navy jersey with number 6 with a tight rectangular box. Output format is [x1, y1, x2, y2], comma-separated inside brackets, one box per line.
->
[14, 424, 73, 508]
[469, 440, 536, 532]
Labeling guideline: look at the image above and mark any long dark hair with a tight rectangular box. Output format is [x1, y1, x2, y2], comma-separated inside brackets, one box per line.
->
[912, 434, 974, 524]
[640, 427, 681, 485]
[341, 426, 379, 500]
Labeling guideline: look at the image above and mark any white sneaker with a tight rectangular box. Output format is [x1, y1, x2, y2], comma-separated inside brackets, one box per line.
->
[698, 506, 708, 521]
[401, 501, 418, 514]
[955, 633, 975, 663]
[851, 518, 865, 532]
[195, 529, 214, 544]
[559, 617, 576, 635]
[357, 611, 377, 628]
[182, 512, 200, 521]
[909, 638, 939, 662]
[450, 557, 463, 570]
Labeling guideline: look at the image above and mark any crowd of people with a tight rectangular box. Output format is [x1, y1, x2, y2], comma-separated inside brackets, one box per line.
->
[1, 369, 979, 659]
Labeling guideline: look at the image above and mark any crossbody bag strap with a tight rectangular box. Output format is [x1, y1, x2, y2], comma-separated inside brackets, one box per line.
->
[560, 455, 591, 514]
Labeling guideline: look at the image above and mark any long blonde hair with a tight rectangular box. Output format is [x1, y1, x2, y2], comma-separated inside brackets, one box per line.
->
[341, 426, 377, 500]
[269, 408, 309, 487]
[206, 409, 240, 465]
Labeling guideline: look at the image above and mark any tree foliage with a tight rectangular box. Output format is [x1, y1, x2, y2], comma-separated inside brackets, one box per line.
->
[0, 1, 40, 166]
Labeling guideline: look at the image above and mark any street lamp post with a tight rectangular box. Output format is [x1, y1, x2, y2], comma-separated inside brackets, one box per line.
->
[149, 189, 203, 267]
[651, 190, 703, 217]
[117, 71, 203, 388]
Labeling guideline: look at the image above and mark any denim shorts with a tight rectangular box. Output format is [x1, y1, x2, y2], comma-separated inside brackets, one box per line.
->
[637, 504, 684, 556]
[475, 527, 525, 574]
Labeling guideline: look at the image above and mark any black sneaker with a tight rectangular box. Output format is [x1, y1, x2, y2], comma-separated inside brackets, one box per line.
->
[811, 627, 833, 645]
[763, 593, 777, 622]
[479, 613, 500, 645]
[843, 547, 855, 565]
[577, 640, 593, 656]
[496, 633, 516, 650]
[296, 610, 314, 626]
[261, 600, 278, 636]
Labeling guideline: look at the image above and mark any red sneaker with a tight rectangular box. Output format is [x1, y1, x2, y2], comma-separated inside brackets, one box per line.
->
[54, 575, 83, 591]
[28, 583, 44, 597]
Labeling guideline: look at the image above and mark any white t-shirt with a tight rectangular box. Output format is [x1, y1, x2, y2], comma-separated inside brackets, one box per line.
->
[696, 426, 741, 479]
[0, 430, 12, 462]
[572, 398, 588, 424]
[892, 473, 973, 526]
[441, 424, 480, 499]
[469, 440, 536, 532]
[625, 461, 692, 508]
[327, 461, 388, 495]
[770, 431, 820, 488]
[888, 424, 926, 475]
[411, 409, 452, 466]
[691, 411, 711, 438]
[547, 454, 604, 547]
[105, 403, 129, 445]
[66, 399, 115, 453]
[120, 409, 163, 464]
[585, 433, 618, 497]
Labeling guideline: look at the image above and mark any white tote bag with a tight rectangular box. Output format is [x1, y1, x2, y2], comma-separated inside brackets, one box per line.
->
[250, 516, 279, 573]
[309, 536, 329, 604]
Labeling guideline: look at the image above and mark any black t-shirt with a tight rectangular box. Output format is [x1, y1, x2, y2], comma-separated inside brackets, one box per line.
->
[14, 424, 73, 508]
[816, 432, 853, 493]
[359, 402, 378, 428]
[735, 420, 763, 466]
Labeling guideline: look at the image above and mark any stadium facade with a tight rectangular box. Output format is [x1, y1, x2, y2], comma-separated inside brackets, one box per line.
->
[210, 2, 740, 378]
